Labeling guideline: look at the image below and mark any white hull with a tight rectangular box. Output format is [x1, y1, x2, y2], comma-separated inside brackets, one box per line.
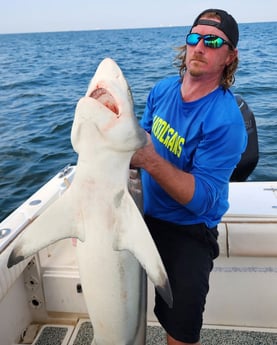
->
[0, 165, 277, 344]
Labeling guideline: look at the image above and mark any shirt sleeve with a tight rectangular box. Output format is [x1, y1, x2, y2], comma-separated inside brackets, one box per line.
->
[140, 89, 155, 133]
[185, 122, 247, 216]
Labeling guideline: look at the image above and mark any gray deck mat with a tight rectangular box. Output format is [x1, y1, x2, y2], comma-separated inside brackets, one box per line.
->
[147, 326, 277, 345]
[33, 323, 277, 345]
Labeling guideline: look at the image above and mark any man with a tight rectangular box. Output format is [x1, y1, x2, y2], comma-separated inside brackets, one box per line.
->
[130, 9, 247, 345]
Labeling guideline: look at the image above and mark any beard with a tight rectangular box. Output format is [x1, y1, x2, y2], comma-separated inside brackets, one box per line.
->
[187, 54, 207, 77]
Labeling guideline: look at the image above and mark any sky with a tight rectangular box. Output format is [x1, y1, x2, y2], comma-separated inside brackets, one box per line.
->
[0, 0, 276, 34]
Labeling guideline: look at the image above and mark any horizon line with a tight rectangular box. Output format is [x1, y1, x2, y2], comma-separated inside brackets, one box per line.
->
[0, 19, 276, 36]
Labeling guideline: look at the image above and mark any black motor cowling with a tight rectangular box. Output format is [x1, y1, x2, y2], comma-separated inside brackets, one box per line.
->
[230, 95, 259, 182]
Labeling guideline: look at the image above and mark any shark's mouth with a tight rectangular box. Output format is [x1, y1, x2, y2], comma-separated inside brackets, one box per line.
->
[90, 88, 119, 116]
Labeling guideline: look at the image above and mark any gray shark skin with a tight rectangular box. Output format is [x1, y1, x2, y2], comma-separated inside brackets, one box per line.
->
[7, 58, 172, 344]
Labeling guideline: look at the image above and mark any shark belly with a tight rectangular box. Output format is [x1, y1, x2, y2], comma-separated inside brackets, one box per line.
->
[76, 212, 147, 345]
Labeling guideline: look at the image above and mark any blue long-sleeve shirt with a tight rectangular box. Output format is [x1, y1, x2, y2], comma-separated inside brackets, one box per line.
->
[140, 76, 247, 228]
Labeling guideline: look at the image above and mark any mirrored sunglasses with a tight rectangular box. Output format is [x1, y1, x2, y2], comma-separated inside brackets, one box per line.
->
[186, 33, 233, 49]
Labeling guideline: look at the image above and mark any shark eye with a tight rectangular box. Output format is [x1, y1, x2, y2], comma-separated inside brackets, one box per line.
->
[127, 85, 134, 103]
[90, 88, 119, 115]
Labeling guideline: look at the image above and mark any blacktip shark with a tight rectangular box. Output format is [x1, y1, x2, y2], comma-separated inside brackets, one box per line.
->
[7, 58, 172, 344]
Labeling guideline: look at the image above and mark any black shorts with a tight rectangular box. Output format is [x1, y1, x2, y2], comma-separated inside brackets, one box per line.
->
[145, 215, 219, 344]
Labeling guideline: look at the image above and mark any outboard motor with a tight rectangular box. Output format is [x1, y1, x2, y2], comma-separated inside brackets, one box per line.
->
[230, 95, 259, 181]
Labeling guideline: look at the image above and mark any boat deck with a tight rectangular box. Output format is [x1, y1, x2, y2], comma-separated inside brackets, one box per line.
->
[1, 170, 276, 344]
[23, 319, 277, 345]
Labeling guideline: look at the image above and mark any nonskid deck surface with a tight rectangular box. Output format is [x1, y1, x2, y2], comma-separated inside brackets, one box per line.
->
[21, 320, 277, 345]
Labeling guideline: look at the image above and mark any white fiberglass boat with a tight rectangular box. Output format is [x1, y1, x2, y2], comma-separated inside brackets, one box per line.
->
[0, 164, 276, 344]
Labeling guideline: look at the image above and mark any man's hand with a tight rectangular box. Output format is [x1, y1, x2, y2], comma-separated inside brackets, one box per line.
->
[130, 132, 195, 205]
[130, 132, 154, 169]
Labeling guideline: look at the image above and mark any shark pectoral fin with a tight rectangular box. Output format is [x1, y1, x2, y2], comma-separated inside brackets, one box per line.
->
[7, 193, 85, 268]
[114, 193, 173, 308]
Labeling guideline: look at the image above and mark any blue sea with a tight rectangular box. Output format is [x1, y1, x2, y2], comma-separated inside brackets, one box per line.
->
[0, 22, 276, 221]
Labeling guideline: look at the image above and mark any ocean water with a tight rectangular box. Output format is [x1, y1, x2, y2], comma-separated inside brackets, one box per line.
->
[0, 22, 276, 221]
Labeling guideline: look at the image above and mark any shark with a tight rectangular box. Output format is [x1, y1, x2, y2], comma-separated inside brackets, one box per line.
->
[7, 58, 172, 345]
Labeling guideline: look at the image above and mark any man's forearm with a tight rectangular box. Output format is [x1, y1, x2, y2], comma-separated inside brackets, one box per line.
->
[131, 138, 195, 205]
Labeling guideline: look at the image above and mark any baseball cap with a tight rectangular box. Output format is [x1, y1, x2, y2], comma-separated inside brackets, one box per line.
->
[190, 9, 239, 48]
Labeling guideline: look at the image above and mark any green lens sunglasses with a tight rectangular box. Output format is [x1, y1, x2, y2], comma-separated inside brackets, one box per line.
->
[186, 33, 233, 49]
